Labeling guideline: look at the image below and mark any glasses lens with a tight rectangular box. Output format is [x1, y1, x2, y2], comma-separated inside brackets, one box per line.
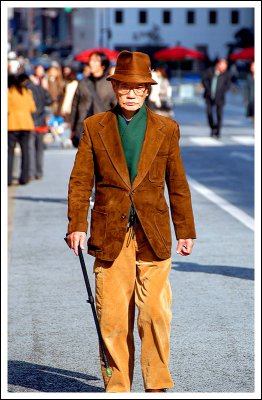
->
[118, 84, 147, 95]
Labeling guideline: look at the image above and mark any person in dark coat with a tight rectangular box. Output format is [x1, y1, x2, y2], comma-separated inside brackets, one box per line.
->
[70, 52, 117, 147]
[18, 73, 53, 180]
[244, 61, 254, 123]
[201, 58, 231, 138]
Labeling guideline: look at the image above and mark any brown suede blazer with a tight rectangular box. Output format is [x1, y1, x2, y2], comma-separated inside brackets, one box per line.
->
[67, 105, 196, 261]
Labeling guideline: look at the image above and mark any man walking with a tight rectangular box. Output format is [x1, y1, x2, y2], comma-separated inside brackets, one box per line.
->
[70, 51, 116, 147]
[65, 51, 196, 392]
[202, 58, 231, 138]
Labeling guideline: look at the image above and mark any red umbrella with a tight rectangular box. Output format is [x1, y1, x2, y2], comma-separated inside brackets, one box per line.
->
[74, 48, 120, 62]
[229, 47, 254, 61]
[153, 45, 206, 60]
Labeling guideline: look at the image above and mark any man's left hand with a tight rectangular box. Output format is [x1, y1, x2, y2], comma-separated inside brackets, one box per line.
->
[176, 239, 194, 256]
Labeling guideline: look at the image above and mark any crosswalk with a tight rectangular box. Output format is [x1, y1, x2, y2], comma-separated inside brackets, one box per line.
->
[180, 135, 255, 147]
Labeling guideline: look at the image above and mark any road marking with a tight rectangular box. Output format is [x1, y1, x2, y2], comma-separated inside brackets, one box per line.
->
[188, 176, 254, 231]
[230, 151, 254, 162]
[189, 137, 224, 146]
[223, 118, 247, 126]
[232, 136, 255, 145]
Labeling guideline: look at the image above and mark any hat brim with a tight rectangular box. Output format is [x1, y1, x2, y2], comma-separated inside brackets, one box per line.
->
[106, 73, 158, 84]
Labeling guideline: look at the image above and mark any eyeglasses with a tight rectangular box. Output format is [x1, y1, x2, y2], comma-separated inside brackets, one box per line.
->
[117, 83, 148, 95]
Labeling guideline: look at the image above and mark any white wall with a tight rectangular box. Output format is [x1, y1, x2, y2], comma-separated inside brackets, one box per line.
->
[72, 7, 254, 59]
[109, 8, 254, 58]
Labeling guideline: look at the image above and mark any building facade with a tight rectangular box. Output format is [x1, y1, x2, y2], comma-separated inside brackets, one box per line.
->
[8, 7, 254, 62]
[73, 7, 254, 59]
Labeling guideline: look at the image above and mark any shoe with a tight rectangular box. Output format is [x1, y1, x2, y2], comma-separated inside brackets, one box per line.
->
[145, 389, 166, 392]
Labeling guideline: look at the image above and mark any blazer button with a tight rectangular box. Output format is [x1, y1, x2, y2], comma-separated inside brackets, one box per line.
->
[121, 214, 127, 219]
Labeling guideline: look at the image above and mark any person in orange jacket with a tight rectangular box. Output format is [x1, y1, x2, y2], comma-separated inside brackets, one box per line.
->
[8, 74, 36, 185]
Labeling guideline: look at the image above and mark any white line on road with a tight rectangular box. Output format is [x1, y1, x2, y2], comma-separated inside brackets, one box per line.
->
[230, 151, 254, 162]
[188, 176, 254, 231]
[189, 137, 224, 146]
[232, 136, 255, 145]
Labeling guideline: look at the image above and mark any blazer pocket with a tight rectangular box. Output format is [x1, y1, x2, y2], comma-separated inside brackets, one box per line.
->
[89, 209, 108, 249]
[154, 209, 172, 250]
[149, 156, 168, 183]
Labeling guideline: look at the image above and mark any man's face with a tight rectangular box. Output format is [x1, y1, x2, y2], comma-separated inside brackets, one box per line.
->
[35, 65, 45, 77]
[89, 54, 104, 76]
[112, 81, 149, 114]
[217, 59, 228, 74]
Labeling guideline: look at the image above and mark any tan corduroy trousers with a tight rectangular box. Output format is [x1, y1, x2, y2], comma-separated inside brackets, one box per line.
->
[93, 229, 174, 392]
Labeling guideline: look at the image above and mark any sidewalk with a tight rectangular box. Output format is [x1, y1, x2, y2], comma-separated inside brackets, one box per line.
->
[6, 100, 255, 394]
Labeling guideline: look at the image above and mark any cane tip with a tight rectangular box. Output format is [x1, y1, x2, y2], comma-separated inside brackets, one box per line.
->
[106, 367, 112, 377]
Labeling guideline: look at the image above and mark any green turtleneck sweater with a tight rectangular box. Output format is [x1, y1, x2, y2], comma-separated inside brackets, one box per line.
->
[117, 104, 147, 184]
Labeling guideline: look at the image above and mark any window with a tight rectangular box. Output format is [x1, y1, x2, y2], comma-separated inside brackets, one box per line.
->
[209, 10, 217, 24]
[139, 10, 147, 24]
[187, 10, 195, 24]
[231, 10, 239, 24]
[115, 10, 123, 24]
[163, 10, 171, 24]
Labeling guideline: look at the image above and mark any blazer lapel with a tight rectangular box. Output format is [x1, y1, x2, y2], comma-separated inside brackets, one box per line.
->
[97, 111, 131, 189]
[132, 108, 166, 190]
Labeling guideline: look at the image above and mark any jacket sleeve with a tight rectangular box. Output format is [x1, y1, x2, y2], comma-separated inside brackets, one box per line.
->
[166, 122, 196, 239]
[201, 69, 212, 97]
[28, 90, 37, 114]
[70, 84, 80, 131]
[67, 120, 94, 233]
[44, 88, 53, 106]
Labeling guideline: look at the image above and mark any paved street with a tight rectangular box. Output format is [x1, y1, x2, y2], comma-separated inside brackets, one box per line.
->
[6, 93, 256, 396]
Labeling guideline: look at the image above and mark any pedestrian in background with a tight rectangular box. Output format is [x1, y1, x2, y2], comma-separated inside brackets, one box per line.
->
[77, 63, 90, 81]
[65, 50, 196, 393]
[244, 61, 254, 124]
[148, 67, 173, 118]
[60, 70, 78, 124]
[46, 64, 65, 117]
[70, 52, 116, 147]
[8, 74, 36, 186]
[201, 58, 231, 138]
[18, 73, 53, 181]
[30, 64, 49, 91]
[62, 65, 73, 86]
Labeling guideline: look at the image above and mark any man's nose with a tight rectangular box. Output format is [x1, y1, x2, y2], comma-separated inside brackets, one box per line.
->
[127, 89, 136, 97]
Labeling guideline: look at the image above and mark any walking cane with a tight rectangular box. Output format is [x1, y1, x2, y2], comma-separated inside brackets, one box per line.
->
[76, 244, 112, 378]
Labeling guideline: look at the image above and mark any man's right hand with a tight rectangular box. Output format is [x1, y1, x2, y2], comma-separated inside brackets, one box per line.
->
[65, 232, 87, 256]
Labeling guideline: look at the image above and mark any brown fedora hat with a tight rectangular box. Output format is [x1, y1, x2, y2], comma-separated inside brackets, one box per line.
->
[106, 50, 157, 84]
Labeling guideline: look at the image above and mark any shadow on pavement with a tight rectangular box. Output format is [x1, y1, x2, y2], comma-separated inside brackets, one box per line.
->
[8, 360, 104, 392]
[172, 261, 254, 281]
[14, 196, 67, 205]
